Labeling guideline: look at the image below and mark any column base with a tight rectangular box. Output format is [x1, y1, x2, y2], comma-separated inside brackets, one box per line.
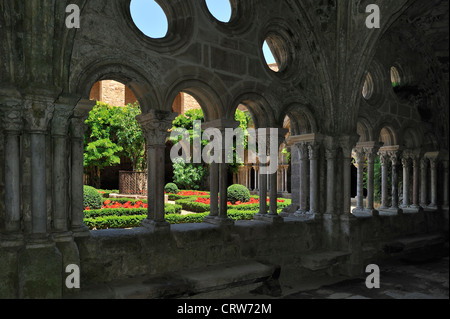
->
[204, 216, 234, 226]
[292, 210, 316, 221]
[52, 231, 74, 243]
[352, 208, 377, 218]
[427, 204, 438, 210]
[279, 204, 299, 217]
[0, 232, 24, 248]
[378, 207, 403, 216]
[26, 233, 54, 248]
[401, 206, 424, 214]
[71, 225, 91, 238]
[141, 219, 171, 232]
[18, 241, 63, 299]
[254, 213, 284, 224]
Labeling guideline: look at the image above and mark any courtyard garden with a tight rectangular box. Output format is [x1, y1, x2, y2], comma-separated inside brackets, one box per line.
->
[83, 184, 291, 230]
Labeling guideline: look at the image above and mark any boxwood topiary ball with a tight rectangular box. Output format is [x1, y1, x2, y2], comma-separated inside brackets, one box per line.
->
[227, 184, 251, 204]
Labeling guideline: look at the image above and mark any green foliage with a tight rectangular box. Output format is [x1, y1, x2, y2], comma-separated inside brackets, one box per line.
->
[84, 203, 181, 219]
[97, 189, 119, 198]
[114, 103, 146, 171]
[281, 148, 291, 164]
[227, 184, 251, 204]
[83, 185, 103, 210]
[84, 102, 146, 188]
[164, 183, 179, 194]
[172, 109, 204, 130]
[228, 110, 254, 174]
[82, 194, 290, 230]
[175, 197, 210, 213]
[172, 158, 209, 190]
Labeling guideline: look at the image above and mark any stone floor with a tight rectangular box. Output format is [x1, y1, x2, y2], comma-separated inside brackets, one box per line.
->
[284, 249, 449, 300]
[226, 245, 449, 300]
[284, 258, 448, 299]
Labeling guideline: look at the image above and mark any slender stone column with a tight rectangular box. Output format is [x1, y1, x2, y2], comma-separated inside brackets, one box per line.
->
[23, 97, 54, 242]
[205, 162, 219, 221]
[0, 102, 24, 245]
[342, 144, 355, 215]
[325, 147, 337, 215]
[308, 143, 320, 216]
[284, 165, 288, 192]
[70, 100, 94, 237]
[258, 162, 268, 216]
[420, 158, 428, 207]
[353, 149, 365, 212]
[218, 159, 231, 222]
[379, 152, 390, 209]
[254, 129, 286, 223]
[295, 143, 309, 215]
[364, 147, 378, 214]
[411, 156, 420, 209]
[137, 110, 178, 232]
[51, 103, 74, 237]
[269, 162, 278, 216]
[401, 155, 411, 208]
[203, 119, 238, 226]
[443, 160, 449, 208]
[429, 157, 438, 209]
[390, 152, 400, 210]
[254, 166, 259, 191]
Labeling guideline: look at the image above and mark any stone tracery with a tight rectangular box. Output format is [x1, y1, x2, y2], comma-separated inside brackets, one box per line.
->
[0, 0, 448, 298]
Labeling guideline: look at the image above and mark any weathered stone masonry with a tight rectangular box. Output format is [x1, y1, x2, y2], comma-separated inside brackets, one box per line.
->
[0, 0, 448, 298]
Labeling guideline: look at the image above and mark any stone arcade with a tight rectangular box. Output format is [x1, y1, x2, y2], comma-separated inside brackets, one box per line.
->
[0, 0, 448, 299]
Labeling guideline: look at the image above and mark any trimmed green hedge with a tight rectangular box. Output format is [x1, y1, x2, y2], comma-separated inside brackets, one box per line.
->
[83, 210, 264, 230]
[174, 196, 291, 213]
[175, 197, 210, 213]
[85, 203, 182, 218]
[227, 184, 251, 204]
[97, 189, 119, 198]
[105, 198, 148, 205]
[83, 185, 103, 210]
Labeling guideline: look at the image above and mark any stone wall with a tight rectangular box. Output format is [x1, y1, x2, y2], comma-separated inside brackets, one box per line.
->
[75, 211, 446, 290]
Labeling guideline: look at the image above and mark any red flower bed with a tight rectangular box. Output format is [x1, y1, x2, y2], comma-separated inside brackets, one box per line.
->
[195, 197, 284, 206]
[177, 191, 209, 196]
[85, 200, 148, 211]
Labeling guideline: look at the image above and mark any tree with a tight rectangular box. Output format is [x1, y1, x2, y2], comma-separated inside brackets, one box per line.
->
[114, 102, 146, 171]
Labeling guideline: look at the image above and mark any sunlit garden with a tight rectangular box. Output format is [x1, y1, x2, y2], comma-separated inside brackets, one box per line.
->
[83, 184, 291, 230]
[82, 100, 291, 230]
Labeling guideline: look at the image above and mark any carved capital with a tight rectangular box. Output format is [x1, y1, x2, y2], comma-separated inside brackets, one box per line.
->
[1, 105, 23, 133]
[340, 134, 359, 157]
[429, 158, 437, 170]
[389, 152, 399, 166]
[379, 152, 389, 166]
[325, 146, 338, 161]
[401, 157, 411, 168]
[308, 143, 320, 160]
[52, 105, 74, 136]
[23, 97, 54, 133]
[295, 142, 309, 160]
[352, 149, 365, 164]
[137, 110, 178, 147]
[70, 117, 87, 140]
[420, 158, 428, 170]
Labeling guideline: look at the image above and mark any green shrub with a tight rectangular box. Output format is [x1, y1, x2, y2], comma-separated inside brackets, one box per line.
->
[164, 183, 179, 194]
[84, 203, 181, 218]
[227, 184, 251, 204]
[84, 215, 146, 230]
[175, 197, 210, 213]
[97, 189, 119, 198]
[105, 198, 148, 205]
[83, 185, 103, 210]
